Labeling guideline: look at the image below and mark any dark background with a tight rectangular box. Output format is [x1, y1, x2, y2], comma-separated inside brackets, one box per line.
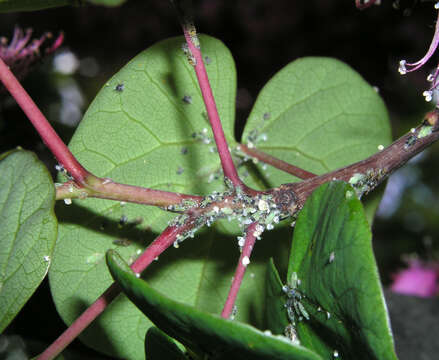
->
[1, 0, 439, 358]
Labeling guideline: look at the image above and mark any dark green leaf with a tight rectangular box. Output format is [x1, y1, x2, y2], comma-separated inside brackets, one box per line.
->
[0, 149, 57, 332]
[107, 249, 323, 360]
[145, 327, 186, 360]
[287, 181, 398, 360]
[87, 0, 126, 6]
[264, 258, 289, 335]
[0, 0, 74, 12]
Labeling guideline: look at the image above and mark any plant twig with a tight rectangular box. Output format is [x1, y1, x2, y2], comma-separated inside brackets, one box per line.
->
[173, 1, 243, 188]
[0, 56, 90, 183]
[221, 222, 258, 319]
[37, 222, 197, 360]
[272, 111, 439, 216]
[238, 144, 317, 180]
[56, 177, 202, 208]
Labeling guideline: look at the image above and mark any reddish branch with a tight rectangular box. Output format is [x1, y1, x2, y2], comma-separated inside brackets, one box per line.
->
[282, 114, 439, 213]
[56, 177, 202, 208]
[221, 222, 258, 319]
[179, 14, 243, 189]
[37, 221, 198, 360]
[0, 56, 90, 183]
[238, 144, 317, 180]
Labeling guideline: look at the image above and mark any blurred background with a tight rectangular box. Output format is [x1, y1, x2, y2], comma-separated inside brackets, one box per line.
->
[1, 0, 439, 358]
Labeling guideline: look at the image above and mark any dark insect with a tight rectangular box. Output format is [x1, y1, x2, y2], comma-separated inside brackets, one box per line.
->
[115, 83, 124, 92]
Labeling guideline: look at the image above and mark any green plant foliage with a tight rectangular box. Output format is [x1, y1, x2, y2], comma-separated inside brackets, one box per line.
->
[0, 0, 74, 12]
[49, 35, 262, 360]
[241, 57, 391, 189]
[287, 181, 398, 360]
[107, 249, 323, 360]
[0, 149, 57, 332]
[87, 0, 126, 6]
[264, 258, 289, 335]
[49, 35, 392, 358]
[145, 327, 186, 360]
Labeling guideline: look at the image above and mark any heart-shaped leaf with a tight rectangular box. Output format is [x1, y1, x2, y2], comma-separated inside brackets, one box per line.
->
[287, 181, 398, 360]
[240, 57, 391, 190]
[107, 249, 323, 360]
[0, 149, 57, 332]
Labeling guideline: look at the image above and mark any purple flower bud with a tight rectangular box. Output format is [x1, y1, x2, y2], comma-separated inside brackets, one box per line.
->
[0, 26, 63, 86]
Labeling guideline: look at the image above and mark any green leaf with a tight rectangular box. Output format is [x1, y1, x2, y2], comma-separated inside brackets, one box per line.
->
[287, 181, 397, 360]
[0, 0, 74, 12]
[145, 327, 186, 360]
[107, 249, 323, 360]
[0, 149, 57, 332]
[87, 0, 127, 6]
[264, 259, 289, 335]
[241, 57, 391, 190]
[50, 35, 270, 360]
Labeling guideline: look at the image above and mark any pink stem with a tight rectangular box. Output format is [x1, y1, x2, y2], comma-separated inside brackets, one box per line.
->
[37, 224, 190, 360]
[221, 222, 258, 319]
[0, 57, 89, 183]
[182, 28, 243, 188]
[238, 144, 317, 180]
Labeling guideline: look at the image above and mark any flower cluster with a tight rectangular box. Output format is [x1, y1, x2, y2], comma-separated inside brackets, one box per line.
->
[398, 6, 439, 103]
[0, 26, 63, 90]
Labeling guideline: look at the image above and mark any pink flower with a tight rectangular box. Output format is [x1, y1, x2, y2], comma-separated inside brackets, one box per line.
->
[398, 6, 439, 102]
[390, 259, 439, 298]
[0, 26, 63, 84]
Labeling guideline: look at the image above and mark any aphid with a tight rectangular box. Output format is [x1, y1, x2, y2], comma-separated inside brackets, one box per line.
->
[113, 238, 131, 247]
[284, 324, 300, 344]
[230, 305, 238, 320]
[242, 256, 250, 266]
[404, 135, 417, 149]
[119, 215, 128, 227]
[204, 56, 212, 65]
[181, 147, 188, 155]
[115, 83, 124, 92]
[177, 166, 184, 175]
[182, 95, 192, 104]
[328, 251, 335, 264]
[283, 272, 309, 325]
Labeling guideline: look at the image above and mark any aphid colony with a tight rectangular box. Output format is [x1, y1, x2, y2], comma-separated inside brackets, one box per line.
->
[348, 168, 386, 199]
[282, 272, 309, 344]
[166, 178, 287, 248]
